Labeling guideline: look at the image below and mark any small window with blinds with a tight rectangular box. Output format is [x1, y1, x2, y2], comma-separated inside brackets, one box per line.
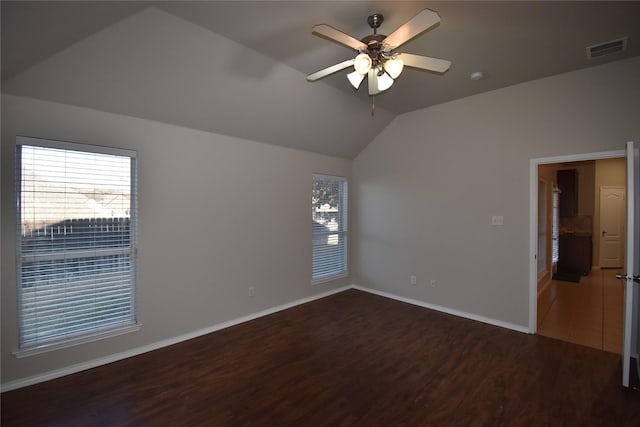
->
[16, 136, 138, 354]
[312, 174, 348, 283]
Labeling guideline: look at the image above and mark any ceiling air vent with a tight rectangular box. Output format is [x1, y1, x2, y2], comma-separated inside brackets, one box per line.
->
[586, 37, 627, 59]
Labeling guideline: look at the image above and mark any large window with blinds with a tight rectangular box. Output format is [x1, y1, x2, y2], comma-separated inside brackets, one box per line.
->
[16, 136, 138, 353]
[312, 174, 347, 283]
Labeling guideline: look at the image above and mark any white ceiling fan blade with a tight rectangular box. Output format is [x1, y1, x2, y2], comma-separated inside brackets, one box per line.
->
[367, 69, 381, 95]
[306, 59, 355, 81]
[398, 53, 451, 73]
[312, 24, 367, 51]
[383, 9, 441, 50]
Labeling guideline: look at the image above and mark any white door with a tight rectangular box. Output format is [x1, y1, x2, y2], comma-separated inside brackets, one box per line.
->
[599, 186, 625, 268]
[621, 141, 640, 388]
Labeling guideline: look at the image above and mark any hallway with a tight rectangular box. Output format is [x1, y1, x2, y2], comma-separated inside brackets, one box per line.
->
[537, 268, 624, 353]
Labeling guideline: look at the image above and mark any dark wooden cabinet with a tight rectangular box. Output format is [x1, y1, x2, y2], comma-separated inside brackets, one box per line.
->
[557, 169, 577, 218]
[558, 234, 592, 276]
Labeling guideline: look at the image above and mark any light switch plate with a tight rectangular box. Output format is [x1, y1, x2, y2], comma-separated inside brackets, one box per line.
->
[491, 215, 504, 225]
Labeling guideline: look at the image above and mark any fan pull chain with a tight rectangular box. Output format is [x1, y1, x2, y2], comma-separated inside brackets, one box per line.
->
[371, 95, 376, 116]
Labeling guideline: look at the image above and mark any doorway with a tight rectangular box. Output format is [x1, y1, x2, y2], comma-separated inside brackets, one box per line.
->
[529, 150, 626, 352]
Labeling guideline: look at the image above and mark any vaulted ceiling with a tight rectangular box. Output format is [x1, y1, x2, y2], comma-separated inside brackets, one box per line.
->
[3, 1, 639, 159]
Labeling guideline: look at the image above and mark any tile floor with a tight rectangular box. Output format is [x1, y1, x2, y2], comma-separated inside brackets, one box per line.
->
[537, 268, 624, 354]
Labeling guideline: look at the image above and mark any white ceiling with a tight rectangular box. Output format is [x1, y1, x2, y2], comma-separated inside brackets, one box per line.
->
[2, 1, 639, 159]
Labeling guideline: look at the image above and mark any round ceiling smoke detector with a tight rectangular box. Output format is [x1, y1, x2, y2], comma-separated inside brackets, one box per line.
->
[470, 71, 485, 81]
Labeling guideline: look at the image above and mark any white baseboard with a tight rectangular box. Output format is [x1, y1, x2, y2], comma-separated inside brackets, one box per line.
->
[537, 277, 552, 298]
[352, 285, 531, 334]
[1, 285, 351, 392]
[2, 284, 530, 392]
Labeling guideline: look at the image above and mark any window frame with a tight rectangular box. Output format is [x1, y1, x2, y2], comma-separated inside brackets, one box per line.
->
[311, 174, 348, 284]
[14, 136, 139, 357]
[537, 178, 548, 279]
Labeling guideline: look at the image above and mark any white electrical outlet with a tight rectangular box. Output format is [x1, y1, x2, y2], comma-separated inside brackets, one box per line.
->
[491, 215, 504, 226]
[430, 279, 437, 288]
[410, 275, 417, 285]
[248, 287, 255, 297]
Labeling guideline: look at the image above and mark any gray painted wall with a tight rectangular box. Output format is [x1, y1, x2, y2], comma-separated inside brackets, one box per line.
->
[2, 56, 639, 389]
[1, 94, 351, 385]
[352, 57, 640, 327]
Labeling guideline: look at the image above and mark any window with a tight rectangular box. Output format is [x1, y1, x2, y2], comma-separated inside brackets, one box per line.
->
[312, 174, 347, 283]
[537, 179, 547, 277]
[16, 137, 138, 354]
[552, 184, 560, 264]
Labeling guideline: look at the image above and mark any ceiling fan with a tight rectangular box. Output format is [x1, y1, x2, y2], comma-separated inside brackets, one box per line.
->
[307, 8, 451, 97]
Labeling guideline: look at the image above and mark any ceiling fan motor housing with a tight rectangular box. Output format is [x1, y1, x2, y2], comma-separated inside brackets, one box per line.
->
[360, 34, 386, 67]
[362, 14, 389, 67]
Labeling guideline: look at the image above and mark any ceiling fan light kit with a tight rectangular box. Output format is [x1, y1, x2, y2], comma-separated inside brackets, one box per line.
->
[354, 53, 373, 75]
[307, 8, 452, 105]
[385, 58, 404, 79]
[347, 70, 366, 89]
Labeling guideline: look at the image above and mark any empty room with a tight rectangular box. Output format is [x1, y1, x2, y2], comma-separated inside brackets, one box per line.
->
[2, 1, 640, 425]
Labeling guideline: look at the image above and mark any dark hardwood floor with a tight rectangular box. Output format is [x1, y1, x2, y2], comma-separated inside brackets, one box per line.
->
[2, 289, 640, 426]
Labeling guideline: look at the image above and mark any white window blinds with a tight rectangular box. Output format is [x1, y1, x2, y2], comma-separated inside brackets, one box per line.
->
[16, 137, 137, 349]
[312, 174, 348, 283]
[552, 186, 560, 263]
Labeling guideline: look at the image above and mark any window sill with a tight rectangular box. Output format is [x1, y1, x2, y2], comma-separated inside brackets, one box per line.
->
[311, 271, 349, 286]
[14, 322, 141, 358]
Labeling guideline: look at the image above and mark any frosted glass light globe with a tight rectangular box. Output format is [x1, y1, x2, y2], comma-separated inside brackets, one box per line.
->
[385, 58, 404, 79]
[376, 71, 394, 91]
[347, 71, 366, 89]
[354, 53, 372, 75]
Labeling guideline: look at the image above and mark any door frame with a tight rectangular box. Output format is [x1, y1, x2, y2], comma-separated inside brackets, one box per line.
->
[622, 141, 639, 388]
[528, 149, 625, 332]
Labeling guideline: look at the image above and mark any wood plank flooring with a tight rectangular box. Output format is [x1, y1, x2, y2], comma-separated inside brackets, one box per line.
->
[3, 289, 640, 426]
[538, 268, 624, 353]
